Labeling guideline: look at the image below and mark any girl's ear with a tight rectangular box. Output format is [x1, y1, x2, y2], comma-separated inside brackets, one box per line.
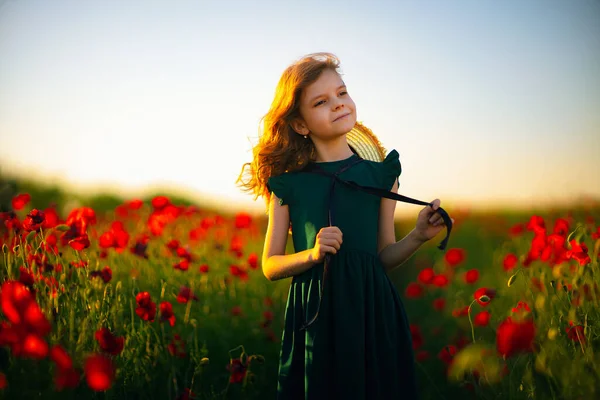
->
[290, 118, 309, 136]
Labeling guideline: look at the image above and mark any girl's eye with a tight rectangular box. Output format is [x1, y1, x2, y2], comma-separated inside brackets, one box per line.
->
[340, 91, 347, 96]
[314, 100, 325, 107]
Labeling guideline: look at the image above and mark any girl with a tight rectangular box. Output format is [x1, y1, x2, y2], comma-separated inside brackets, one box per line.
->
[238, 53, 451, 399]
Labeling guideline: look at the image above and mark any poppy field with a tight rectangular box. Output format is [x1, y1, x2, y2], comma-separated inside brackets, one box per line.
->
[0, 185, 599, 399]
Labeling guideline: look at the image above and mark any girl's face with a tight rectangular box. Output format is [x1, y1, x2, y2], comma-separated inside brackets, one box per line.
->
[294, 69, 357, 140]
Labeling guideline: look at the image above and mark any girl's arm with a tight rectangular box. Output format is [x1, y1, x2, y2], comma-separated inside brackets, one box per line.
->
[377, 179, 427, 272]
[261, 194, 319, 281]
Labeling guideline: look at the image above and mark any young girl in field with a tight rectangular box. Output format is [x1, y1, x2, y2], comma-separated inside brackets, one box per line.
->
[238, 53, 452, 400]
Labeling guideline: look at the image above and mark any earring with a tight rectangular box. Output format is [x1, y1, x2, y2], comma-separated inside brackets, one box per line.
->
[304, 135, 308, 139]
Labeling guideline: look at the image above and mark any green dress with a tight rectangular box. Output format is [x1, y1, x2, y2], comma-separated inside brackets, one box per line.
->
[267, 150, 419, 400]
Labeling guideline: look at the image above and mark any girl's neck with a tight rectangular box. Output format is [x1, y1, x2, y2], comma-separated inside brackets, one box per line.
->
[312, 135, 355, 163]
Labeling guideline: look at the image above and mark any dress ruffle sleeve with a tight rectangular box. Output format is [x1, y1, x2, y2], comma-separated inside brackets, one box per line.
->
[380, 149, 402, 191]
[267, 174, 293, 206]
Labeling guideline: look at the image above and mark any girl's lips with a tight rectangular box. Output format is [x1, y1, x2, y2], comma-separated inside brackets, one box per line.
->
[333, 113, 351, 122]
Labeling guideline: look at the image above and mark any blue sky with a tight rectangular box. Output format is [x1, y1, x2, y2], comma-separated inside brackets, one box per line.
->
[0, 0, 598, 214]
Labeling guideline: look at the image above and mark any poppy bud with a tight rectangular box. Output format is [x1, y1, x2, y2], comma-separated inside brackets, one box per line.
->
[478, 295, 491, 304]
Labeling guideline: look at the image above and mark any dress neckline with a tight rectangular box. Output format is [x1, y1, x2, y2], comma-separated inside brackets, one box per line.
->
[312, 153, 358, 166]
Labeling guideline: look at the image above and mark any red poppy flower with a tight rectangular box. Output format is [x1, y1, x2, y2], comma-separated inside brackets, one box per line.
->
[264, 297, 273, 307]
[263, 310, 274, 322]
[166, 239, 180, 250]
[176, 246, 192, 261]
[22, 209, 45, 232]
[135, 292, 156, 322]
[84, 354, 115, 391]
[474, 310, 491, 327]
[69, 234, 90, 251]
[230, 235, 244, 254]
[530, 277, 545, 292]
[438, 345, 457, 365]
[511, 301, 531, 314]
[567, 240, 591, 266]
[566, 322, 586, 344]
[496, 317, 535, 358]
[130, 235, 150, 259]
[432, 298, 446, 311]
[95, 327, 124, 355]
[127, 199, 143, 210]
[464, 269, 479, 284]
[417, 268, 435, 285]
[176, 286, 198, 304]
[167, 334, 186, 358]
[432, 274, 449, 288]
[248, 253, 258, 269]
[99, 223, 129, 252]
[41, 207, 60, 229]
[151, 196, 171, 211]
[19, 267, 35, 288]
[200, 217, 215, 230]
[160, 301, 176, 327]
[234, 212, 252, 229]
[452, 306, 470, 318]
[231, 306, 242, 316]
[12, 194, 31, 210]
[22, 333, 49, 360]
[50, 345, 73, 370]
[1, 211, 21, 231]
[405, 282, 424, 298]
[410, 324, 424, 350]
[502, 254, 518, 271]
[174, 259, 190, 271]
[508, 223, 524, 236]
[474, 287, 496, 306]
[444, 248, 465, 267]
[90, 266, 112, 283]
[175, 388, 196, 400]
[1, 281, 51, 337]
[199, 264, 209, 273]
[526, 215, 546, 234]
[226, 359, 248, 383]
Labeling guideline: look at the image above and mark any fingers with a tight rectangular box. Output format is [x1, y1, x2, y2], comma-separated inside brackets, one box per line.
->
[320, 237, 341, 251]
[320, 226, 343, 236]
[424, 199, 445, 225]
[318, 227, 343, 242]
[316, 226, 343, 258]
[320, 244, 339, 255]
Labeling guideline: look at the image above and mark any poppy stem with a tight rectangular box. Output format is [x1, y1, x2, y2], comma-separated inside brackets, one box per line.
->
[468, 299, 478, 343]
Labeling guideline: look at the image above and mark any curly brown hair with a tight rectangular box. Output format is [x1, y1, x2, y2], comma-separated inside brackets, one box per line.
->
[237, 52, 343, 211]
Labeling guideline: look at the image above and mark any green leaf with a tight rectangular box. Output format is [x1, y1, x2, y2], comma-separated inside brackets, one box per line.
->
[448, 343, 503, 385]
[54, 224, 70, 232]
[25, 230, 37, 244]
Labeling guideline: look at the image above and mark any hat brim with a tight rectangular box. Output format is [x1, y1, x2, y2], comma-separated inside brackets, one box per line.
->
[347, 121, 387, 162]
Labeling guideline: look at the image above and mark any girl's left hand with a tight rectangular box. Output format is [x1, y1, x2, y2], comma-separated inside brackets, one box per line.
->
[413, 199, 454, 243]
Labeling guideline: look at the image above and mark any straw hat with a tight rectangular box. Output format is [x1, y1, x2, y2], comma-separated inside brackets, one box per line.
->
[347, 121, 387, 162]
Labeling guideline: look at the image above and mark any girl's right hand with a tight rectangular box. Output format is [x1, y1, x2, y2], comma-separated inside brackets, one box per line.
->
[310, 226, 343, 263]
